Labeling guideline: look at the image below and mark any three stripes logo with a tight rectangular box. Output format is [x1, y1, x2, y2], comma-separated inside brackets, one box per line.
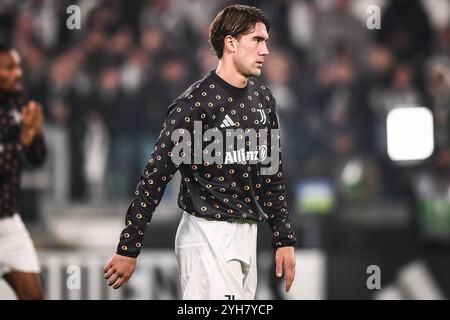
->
[220, 114, 237, 128]
[220, 109, 267, 128]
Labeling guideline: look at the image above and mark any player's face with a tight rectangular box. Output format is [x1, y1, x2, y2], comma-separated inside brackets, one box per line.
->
[0, 50, 23, 94]
[232, 22, 269, 78]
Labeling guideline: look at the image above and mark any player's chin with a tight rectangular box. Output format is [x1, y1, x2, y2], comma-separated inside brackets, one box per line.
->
[250, 67, 262, 77]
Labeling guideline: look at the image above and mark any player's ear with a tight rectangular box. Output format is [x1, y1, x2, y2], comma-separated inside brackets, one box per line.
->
[224, 35, 236, 54]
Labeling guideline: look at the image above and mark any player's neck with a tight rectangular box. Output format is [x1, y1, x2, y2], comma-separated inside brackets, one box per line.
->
[216, 60, 248, 89]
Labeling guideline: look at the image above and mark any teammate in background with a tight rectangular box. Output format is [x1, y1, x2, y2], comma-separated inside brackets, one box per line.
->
[0, 43, 46, 300]
[105, 5, 297, 299]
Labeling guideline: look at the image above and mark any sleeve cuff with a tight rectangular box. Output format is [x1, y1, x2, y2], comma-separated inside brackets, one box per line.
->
[116, 248, 140, 258]
[270, 220, 298, 249]
[116, 224, 145, 258]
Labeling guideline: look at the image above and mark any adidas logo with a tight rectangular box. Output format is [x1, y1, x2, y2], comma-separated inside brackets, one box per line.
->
[220, 114, 237, 128]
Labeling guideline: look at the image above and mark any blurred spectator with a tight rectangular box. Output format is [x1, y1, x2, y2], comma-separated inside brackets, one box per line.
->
[264, 48, 305, 179]
[316, 44, 361, 156]
[434, 24, 450, 56]
[425, 58, 450, 149]
[140, 0, 199, 54]
[93, 65, 133, 199]
[83, 112, 109, 202]
[311, 0, 369, 69]
[377, 0, 433, 63]
[372, 63, 423, 116]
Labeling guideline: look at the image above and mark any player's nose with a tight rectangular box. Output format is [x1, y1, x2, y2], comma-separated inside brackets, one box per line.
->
[259, 42, 269, 56]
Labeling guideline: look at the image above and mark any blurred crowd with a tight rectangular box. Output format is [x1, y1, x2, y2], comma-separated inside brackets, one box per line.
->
[1, 0, 450, 240]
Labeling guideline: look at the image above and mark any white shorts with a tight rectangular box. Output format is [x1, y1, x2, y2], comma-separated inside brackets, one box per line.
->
[0, 214, 41, 276]
[175, 211, 258, 300]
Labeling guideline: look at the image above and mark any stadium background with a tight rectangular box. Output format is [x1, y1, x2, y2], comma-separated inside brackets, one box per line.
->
[1, 0, 450, 299]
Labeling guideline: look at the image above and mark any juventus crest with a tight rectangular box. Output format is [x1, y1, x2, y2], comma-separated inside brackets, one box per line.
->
[257, 109, 267, 125]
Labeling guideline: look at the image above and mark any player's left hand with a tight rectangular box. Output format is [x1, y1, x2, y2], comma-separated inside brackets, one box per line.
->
[20, 100, 44, 146]
[275, 246, 296, 293]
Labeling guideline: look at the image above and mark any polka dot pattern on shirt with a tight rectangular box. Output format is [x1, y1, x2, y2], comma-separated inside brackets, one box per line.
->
[0, 94, 46, 218]
[117, 71, 297, 257]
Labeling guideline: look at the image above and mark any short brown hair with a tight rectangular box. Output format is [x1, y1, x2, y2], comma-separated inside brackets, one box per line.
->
[209, 5, 270, 59]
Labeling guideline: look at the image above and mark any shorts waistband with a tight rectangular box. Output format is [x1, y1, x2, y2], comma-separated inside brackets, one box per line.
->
[185, 212, 258, 225]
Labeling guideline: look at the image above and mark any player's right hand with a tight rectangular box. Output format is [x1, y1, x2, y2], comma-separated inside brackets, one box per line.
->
[20, 100, 44, 146]
[104, 254, 136, 289]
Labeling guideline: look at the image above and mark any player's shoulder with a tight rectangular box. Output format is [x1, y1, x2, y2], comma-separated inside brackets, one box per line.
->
[174, 75, 213, 105]
[248, 77, 273, 98]
[166, 75, 211, 115]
